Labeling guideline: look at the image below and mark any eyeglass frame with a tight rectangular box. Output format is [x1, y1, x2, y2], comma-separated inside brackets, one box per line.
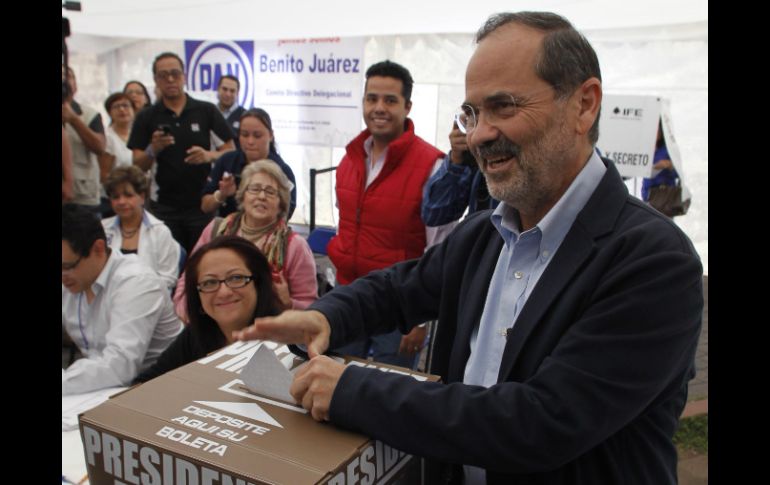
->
[154, 69, 184, 81]
[454, 85, 560, 134]
[109, 101, 133, 111]
[62, 255, 83, 272]
[245, 183, 278, 198]
[196, 274, 254, 293]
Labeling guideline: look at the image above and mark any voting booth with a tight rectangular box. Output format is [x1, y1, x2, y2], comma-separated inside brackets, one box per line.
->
[597, 95, 688, 189]
[78, 341, 439, 484]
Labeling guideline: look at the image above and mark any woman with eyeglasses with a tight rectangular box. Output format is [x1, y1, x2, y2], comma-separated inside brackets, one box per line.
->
[98, 93, 136, 175]
[123, 80, 152, 113]
[134, 235, 278, 383]
[174, 160, 317, 322]
[201, 108, 296, 219]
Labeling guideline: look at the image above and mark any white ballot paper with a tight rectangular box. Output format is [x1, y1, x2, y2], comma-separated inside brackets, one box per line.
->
[62, 386, 128, 431]
[240, 343, 306, 404]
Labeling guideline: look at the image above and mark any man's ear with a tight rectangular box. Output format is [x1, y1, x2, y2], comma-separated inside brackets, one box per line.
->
[574, 77, 602, 137]
[405, 99, 412, 115]
[92, 239, 107, 256]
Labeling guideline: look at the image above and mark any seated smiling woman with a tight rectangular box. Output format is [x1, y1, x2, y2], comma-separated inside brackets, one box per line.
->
[201, 108, 296, 219]
[174, 160, 317, 322]
[134, 235, 279, 383]
[102, 165, 181, 290]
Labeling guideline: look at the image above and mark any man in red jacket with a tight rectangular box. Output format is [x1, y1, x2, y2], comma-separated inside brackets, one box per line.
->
[327, 60, 452, 368]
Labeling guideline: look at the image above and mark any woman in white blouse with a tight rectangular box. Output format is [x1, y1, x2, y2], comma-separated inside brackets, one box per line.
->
[101, 165, 182, 290]
[98, 92, 135, 177]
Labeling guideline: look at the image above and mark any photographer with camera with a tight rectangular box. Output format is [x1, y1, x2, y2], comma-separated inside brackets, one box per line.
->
[62, 125, 74, 202]
[129, 52, 235, 253]
[63, 66, 107, 215]
[421, 121, 499, 226]
[61, 16, 74, 204]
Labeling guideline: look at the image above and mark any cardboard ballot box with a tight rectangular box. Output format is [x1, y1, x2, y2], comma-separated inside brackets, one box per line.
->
[78, 341, 439, 485]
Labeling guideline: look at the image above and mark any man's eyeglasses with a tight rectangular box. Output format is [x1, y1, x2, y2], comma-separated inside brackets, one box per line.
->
[245, 184, 278, 198]
[62, 255, 83, 272]
[110, 102, 133, 111]
[197, 274, 254, 293]
[454, 86, 558, 134]
[155, 69, 184, 81]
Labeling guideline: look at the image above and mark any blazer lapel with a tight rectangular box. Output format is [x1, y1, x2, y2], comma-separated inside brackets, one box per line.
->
[495, 159, 626, 382]
[448, 224, 504, 382]
[496, 226, 596, 381]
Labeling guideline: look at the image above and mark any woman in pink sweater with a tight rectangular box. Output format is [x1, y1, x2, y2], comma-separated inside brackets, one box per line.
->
[174, 160, 317, 323]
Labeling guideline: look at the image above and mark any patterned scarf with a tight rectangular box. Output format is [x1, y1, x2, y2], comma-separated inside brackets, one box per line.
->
[215, 212, 291, 272]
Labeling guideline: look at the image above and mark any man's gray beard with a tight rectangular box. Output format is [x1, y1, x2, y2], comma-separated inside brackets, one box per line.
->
[476, 127, 571, 215]
[485, 164, 543, 215]
[474, 137, 538, 212]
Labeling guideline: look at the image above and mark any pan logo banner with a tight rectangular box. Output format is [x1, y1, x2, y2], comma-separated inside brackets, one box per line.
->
[185, 40, 255, 110]
[185, 37, 364, 146]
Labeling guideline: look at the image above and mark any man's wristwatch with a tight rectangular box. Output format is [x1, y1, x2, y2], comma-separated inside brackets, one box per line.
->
[213, 190, 226, 205]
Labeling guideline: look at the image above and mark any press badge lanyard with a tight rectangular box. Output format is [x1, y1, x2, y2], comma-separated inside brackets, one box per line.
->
[78, 293, 89, 351]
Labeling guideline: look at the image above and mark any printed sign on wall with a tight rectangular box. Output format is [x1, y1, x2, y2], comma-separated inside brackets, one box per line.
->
[253, 36, 365, 146]
[184, 37, 364, 147]
[597, 94, 661, 178]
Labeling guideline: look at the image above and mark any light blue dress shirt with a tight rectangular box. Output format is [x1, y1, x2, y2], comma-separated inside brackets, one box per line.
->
[463, 151, 606, 484]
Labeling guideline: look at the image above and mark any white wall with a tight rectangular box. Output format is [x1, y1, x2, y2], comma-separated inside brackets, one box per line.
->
[592, 33, 708, 272]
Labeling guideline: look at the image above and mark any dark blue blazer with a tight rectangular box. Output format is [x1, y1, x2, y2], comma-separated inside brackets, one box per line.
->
[312, 159, 703, 485]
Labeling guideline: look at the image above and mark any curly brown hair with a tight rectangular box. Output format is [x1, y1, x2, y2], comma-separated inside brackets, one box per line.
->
[104, 165, 150, 199]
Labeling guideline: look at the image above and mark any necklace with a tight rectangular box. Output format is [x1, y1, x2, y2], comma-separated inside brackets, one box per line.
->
[121, 225, 140, 238]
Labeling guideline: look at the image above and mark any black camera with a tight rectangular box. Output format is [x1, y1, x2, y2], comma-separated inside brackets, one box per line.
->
[157, 124, 172, 135]
[62, 78, 70, 103]
[62, 17, 70, 103]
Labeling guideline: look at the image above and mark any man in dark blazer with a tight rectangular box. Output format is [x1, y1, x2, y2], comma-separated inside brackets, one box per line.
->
[234, 11, 703, 485]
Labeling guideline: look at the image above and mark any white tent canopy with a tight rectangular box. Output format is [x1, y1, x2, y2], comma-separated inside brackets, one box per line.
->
[64, 0, 708, 272]
[65, 0, 707, 42]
